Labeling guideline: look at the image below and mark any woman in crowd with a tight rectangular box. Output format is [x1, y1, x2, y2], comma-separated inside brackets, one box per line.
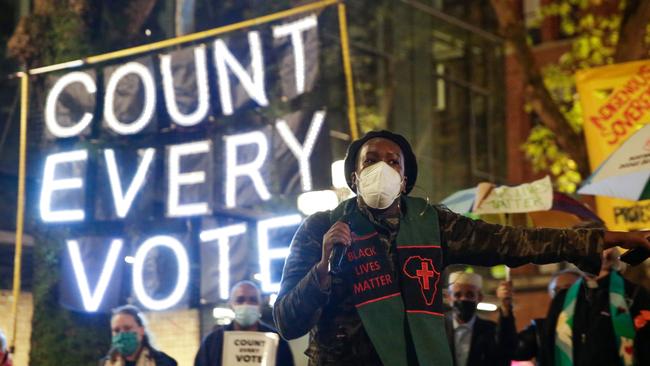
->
[101, 305, 177, 366]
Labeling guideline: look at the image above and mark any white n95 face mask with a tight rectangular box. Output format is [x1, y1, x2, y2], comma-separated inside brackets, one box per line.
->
[356, 161, 403, 209]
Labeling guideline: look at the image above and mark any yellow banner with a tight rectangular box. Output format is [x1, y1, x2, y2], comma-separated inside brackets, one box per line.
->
[576, 60, 650, 230]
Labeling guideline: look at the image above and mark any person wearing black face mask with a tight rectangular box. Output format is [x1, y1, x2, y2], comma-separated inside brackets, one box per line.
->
[444, 271, 516, 366]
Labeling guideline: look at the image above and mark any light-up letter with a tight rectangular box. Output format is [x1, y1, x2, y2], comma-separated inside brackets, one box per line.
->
[214, 31, 268, 115]
[45, 72, 97, 138]
[331, 160, 347, 189]
[104, 148, 155, 218]
[104, 62, 156, 135]
[224, 131, 271, 208]
[297, 190, 338, 215]
[67, 239, 123, 312]
[272, 15, 318, 94]
[257, 214, 302, 292]
[132, 235, 190, 310]
[275, 110, 325, 191]
[167, 141, 210, 217]
[40, 149, 88, 222]
[200, 223, 247, 300]
[161, 46, 210, 126]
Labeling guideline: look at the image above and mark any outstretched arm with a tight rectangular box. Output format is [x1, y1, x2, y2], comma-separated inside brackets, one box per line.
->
[438, 205, 650, 273]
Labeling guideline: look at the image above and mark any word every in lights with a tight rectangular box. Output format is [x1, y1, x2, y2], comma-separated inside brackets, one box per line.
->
[39, 110, 325, 222]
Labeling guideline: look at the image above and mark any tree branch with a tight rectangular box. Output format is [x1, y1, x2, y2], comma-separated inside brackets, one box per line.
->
[614, 0, 650, 62]
[490, 0, 590, 178]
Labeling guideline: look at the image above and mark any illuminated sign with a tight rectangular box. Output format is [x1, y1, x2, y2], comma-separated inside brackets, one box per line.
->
[31, 3, 353, 313]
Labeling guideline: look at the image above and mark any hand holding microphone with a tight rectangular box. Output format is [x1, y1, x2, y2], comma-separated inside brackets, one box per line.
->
[318, 221, 352, 278]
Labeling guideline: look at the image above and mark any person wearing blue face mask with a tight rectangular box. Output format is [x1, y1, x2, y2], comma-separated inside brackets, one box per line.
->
[194, 281, 295, 366]
[101, 305, 177, 366]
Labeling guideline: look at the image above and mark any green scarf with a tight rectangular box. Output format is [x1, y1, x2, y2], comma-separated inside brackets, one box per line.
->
[331, 197, 452, 366]
[554, 271, 635, 366]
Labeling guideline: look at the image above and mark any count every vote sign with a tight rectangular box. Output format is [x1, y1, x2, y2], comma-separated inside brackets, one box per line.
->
[222, 331, 280, 365]
[24, 3, 353, 313]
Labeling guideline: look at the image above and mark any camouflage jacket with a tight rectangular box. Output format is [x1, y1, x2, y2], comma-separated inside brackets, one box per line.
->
[273, 199, 604, 366]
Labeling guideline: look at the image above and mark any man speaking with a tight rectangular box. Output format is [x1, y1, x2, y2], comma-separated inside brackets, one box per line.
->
[273, 130, 650, 366]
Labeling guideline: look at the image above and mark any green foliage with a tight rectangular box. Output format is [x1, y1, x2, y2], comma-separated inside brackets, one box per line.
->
[29, 228, 110, 366]
[522, 125, 582, 193]
[357, 105, 385, 133]
[46, 9, 91, 64]
[524, 0, 626, 193]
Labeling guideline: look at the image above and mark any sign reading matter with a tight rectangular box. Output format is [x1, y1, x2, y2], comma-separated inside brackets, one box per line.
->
[29, 3, 352, 312]
[472, 176, 553, 215]
[576, 60, 650, 230]
[222, 331, 279, 366]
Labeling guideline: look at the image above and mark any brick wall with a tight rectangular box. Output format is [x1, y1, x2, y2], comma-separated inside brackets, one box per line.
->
[512, 290, 551, 330]
[0, 292, 203, 366]
[0, 290, 33, 366]
[145, 309, 201, 366]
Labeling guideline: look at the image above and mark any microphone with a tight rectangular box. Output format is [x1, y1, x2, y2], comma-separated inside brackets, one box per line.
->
[329, 243, 348, 275]
[329, 214, 352, 275]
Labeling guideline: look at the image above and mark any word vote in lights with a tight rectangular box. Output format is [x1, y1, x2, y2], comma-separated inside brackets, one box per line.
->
[67, 214, 301, 312]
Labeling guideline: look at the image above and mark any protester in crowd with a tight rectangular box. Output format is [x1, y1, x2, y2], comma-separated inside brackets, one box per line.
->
[513, 247, 650, 366]
[547, 268, 583, 299]
[194, 281, 294, 366]
[273, 130, 650, 366]
[556, 248, 648, 366]
[0, 329, 12, 366]
[512, 268, 583, 365]
[101, 304, 177, 366]
[444, 271, 516, 366]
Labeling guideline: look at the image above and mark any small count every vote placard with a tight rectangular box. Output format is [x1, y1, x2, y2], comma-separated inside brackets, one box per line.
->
[222, 331, 279, 366]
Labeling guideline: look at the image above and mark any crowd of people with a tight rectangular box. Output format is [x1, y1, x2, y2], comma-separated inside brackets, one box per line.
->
[2, 130, 649, 366]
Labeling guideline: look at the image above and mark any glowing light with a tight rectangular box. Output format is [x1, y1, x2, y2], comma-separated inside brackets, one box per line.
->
[167, 141, 211, 217]
[67, 239, 123, 312]
[214, 31, 268, 115]
[45, 71, 96, 138]
[132, 235, 190, 311]
[257, 214, 302, 292]
[124, 256, 135, 264]
[297, 190, 338, 215]
[477, 302, 498, 312]
[160, 45, 210, 127]
[104, 62, 156, 135]
[268, 293, 278, 307]
[224, 131, 271, 208]
[40, 150, 87, 222]
[104, 148, 155, 218]
[331, 160, 347, 189]
[199, 223, 247, 300]
[275, 110, 325, 191]
[253, 273, 263, 281]
[212, 307, 235, 319]
[272, 15, 318, 95]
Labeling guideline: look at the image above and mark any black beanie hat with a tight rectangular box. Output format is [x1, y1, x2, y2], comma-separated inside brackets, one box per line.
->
[344, 130, 418, 194]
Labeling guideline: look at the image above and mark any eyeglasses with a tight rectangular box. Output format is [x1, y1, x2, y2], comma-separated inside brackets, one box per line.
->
[233, 296, 259, 304]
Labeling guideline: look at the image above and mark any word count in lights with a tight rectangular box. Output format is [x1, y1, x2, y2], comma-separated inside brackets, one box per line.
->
[36, 12, 344, 312]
